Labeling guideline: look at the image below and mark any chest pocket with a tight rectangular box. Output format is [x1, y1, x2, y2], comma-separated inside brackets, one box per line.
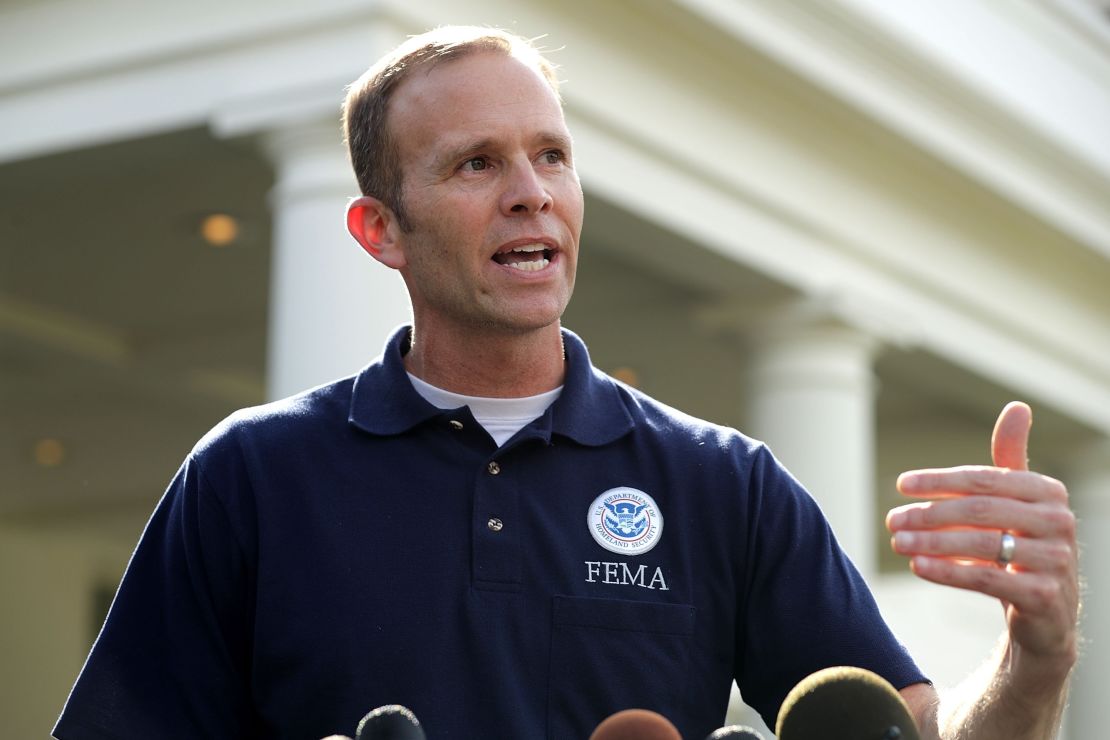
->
[546, 595, 697, 739]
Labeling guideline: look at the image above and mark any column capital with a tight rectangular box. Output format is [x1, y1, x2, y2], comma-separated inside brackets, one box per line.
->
[211, 78, 348, 143]
[260, 116, 347, 159]
[697, 290, 919, 353]
[745, 298, 882, 397]
[255, 115, 357, 210]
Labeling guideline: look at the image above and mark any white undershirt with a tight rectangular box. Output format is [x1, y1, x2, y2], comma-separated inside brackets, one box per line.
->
[407, 372, 563, 446]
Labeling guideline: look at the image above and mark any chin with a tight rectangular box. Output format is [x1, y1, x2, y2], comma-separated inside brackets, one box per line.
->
[481, 307, 565, 335]
[489, 295, 571, 333]
[499, 315, 563, 335]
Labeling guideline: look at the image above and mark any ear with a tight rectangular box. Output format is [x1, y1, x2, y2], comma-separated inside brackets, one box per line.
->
[346, 196, 406, 269]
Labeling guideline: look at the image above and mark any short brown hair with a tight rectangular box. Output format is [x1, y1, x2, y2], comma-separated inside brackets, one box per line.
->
[342, 26, 561, 231]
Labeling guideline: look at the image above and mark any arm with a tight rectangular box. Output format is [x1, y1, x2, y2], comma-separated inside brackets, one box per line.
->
[54, 455, 257, 739]
[888, 402, 1078, 740]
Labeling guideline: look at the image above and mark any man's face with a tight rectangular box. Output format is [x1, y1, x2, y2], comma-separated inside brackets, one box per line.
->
[385, 51, 584, 337]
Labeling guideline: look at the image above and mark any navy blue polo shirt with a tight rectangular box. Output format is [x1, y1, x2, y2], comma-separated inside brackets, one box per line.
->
[55, 326, 925, 739]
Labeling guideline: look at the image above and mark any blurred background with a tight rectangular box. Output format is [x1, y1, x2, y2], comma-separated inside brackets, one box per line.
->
[2, 0, 1109, 737]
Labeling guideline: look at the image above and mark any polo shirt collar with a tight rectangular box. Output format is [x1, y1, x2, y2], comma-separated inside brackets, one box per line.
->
[348, 325, 439, 437]
[348, 325, 633, 447]
[550, 327, 634, 446]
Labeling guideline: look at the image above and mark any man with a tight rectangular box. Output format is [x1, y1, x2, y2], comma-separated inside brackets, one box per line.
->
[54, 26, 1077, 739]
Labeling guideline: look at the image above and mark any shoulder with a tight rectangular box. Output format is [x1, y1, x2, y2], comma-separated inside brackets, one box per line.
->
[193, 375, 357, 461]
[559, 326, 792, 491]
[616, 375, 760, 451]
[598, 373, 814, 513]
[602, 372, 781, 482]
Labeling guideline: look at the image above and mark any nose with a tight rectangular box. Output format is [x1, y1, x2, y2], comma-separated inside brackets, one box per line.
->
[501, 159, 552, 216]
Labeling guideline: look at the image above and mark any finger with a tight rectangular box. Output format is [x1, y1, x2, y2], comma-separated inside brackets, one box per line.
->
[886, 497, 1074, 538]
[908, 557, 1071, 617]
[893, 530, 1003, 565]
[896, 467, 1066, 504]
[891, 530, 1074, 573]
[992, 401, 1031, 472]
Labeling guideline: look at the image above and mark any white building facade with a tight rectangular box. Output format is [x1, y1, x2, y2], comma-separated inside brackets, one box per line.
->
[1, 0, 1108, 736]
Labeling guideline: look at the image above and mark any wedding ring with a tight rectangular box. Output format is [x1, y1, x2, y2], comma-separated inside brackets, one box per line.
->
[997, 531, 1017, 566]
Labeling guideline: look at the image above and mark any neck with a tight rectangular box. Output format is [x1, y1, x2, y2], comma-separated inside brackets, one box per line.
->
[403, 322, 566, 398]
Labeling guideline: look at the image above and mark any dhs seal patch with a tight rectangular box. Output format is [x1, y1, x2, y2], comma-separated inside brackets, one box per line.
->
[587, 487, 663, 556]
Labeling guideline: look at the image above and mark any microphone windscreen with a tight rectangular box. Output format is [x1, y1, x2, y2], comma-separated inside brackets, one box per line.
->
[355, 704, 425, 740]
[588, 708, 682, 740]
[705, 725, 767, 739]
[775, 666, 920, 740]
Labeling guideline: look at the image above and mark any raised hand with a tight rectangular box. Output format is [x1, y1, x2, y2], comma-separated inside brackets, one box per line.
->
[886, 401, 1078, 695]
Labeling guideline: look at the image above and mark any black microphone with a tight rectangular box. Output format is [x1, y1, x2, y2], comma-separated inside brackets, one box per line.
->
[588, 708, 682, 740]
[355, 704, 425, 740]
[775, 666, 920, 740]
[704, 725, 767, 739]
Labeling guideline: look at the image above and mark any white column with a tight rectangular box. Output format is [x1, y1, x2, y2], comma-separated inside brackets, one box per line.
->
[747, 310, 880, 576]
[1066, 438, 1110, 740]
[261, 118, 411, 400]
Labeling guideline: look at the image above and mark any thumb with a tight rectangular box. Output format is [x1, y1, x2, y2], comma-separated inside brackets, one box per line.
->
[991, 401, 1031, 471]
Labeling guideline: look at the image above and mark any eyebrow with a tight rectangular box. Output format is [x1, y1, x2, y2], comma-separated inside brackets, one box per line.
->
[434, 139, 495, 173]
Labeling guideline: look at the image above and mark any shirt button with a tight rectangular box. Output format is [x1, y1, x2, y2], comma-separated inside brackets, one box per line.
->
[487, 461, 501, 475]
[449, 420, 464, 430]
[487, 517, 504, 532]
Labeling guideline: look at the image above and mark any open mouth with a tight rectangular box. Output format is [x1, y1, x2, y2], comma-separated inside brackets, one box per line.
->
[492, 243, 555, 272]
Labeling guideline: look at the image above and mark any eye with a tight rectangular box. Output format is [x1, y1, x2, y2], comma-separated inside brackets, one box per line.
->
[461, 156, 489, 172]
[541, 150, 566, 165]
